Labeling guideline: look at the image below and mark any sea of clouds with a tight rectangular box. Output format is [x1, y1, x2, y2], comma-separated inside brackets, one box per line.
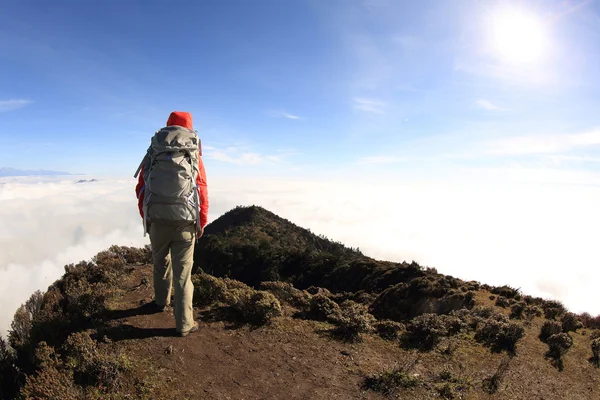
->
[1, 173, 600, 336]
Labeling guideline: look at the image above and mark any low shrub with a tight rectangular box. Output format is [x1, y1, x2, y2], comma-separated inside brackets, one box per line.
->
[402, 314, 449, 350]
[475, 320, 525, 353]
[259, 281, 310, 308]
[491, 285, 520, 299]
[226, 289, 283, 325]
[374, 320, 405, 341]
[440, 315, 468, 335]
[191, 274, 227, 306]
[539, 321, 563, 343]
[546, 333, 573, 370]
[453, 306, 507, 331]
[524, 305, 543, 321]
[591, 338, 600, 367]
[590, 330, 600, 341]
[62, 332, 130, 390]
[331, 301, 375, 342]
[307, 294, 342, 322]
[362, 357, 420, 395]
[510, 302, 525, 319]
[561, 312, 583, 333]
[0, 336, 18, 400]
[20, 366, 80, 400]
[542, 300, 566, 320]
[22, 332, 130, 399]
[580, 312, 600, 330]
[495, 296, 510, 308]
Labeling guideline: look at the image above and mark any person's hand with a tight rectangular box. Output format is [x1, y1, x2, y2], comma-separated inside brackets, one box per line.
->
[197, 226, 204, 239]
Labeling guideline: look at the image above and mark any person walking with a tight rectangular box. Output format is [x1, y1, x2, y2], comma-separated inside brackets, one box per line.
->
[134, 111, 209, 337]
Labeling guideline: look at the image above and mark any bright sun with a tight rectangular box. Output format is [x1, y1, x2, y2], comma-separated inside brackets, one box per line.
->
[491, 8, 548, 65]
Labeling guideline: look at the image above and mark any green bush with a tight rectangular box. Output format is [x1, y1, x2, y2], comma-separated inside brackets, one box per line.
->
[539, 321, 563, 343]
[590, 329, 600, 341]
[362, 358, 420, 395]
[259, 281, 310, 308]
[370, 277, 474, 322]
[452, 306, 507, 331]
[542, 300, 566, 320]
[191, 273, 228, 306]
[374, 320, 405, 341]
[524, 305, 543, 321]
[331, 300, 375, 342]
[307, 294, 342, 322]
[561, 312, 583, 333]
[591, 338, 600, 367]
[62, 332, 130, 390]
[510, 302, 525, 319]
[225, 289, 283, 325]
[21, 332, 130, 399]
[0, 336, 18, 400]
[546, 333, 573, 367]
[402, 314, 449, 350]
[20, 366, 80, 400]
[222, 277, 252, 291]
[440, 315, 468, 335]
[475, 320, 525, 353]
[491, 285, 520, 299]
[495, 296, 510, 308]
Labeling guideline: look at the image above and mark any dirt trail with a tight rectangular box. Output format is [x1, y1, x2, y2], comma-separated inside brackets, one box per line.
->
[102, 265, 396, 400]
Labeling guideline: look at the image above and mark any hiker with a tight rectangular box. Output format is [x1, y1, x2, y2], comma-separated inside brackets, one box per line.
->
[134, 111, 209, 337]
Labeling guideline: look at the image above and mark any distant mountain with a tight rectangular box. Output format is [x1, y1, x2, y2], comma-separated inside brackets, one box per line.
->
[76, 179, 98, 184]
[0, 167, 70, 177]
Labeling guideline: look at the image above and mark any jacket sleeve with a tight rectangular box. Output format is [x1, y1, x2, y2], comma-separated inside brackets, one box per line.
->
[196, 157, 209, 229]
[135, 165, 146, 219]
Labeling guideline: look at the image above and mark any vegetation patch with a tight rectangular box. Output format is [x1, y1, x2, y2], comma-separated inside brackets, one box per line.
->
[475, 320, 525, 354]
[539, 321, 563, 343]
[259, 281, 310, 308]
[374, 320, 405, 341]
[482, 357, 510, 394]
[362, 357, 420, 395]
[545, 333, 573, 371]
[329, 300, 375, 342]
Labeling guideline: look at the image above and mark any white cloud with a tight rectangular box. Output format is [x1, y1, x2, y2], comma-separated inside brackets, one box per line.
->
[208, 173, 600, 318]
[267, 110, 303, 120]
[4, 169, 600, 337]
[207, 150, 265, 166]
[0, 176, 148, 337]
[475, 98, 504, 111]
[353, 97, 387, 114]
[360, 156, 403, 164]
[282, 112, 302, 120]
[0, 99, 32, 112]
[486, 129, 600, 155]
[204, 146, 290, 166]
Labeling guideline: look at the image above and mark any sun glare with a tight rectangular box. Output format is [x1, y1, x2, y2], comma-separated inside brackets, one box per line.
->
[491, 8, 548, 65]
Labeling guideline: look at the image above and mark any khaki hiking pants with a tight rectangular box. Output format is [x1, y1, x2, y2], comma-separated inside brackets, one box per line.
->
[149, 222, 196, 333]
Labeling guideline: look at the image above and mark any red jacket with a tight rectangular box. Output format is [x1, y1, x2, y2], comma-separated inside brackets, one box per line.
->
[135, 111, 209, 229]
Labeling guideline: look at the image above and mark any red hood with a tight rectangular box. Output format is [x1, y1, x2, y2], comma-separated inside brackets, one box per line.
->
[166, 111, 193, 130]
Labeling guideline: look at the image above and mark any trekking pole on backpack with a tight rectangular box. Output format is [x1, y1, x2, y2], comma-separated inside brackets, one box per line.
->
[134, 151, 150, 179]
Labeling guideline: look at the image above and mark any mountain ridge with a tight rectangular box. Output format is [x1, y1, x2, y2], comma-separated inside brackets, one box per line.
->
[1, 205, 599, 399]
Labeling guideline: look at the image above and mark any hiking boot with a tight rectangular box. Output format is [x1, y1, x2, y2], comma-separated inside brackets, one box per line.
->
[179, 321, 199, 337]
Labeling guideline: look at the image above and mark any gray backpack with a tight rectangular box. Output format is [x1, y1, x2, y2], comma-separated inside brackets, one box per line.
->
[134, 126, 201, 236]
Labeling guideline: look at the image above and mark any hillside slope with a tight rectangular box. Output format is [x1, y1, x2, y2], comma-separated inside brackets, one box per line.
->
[2, 206, 600, 399]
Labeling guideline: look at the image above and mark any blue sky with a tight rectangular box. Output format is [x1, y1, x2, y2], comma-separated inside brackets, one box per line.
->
[1, 0, 600, 178]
